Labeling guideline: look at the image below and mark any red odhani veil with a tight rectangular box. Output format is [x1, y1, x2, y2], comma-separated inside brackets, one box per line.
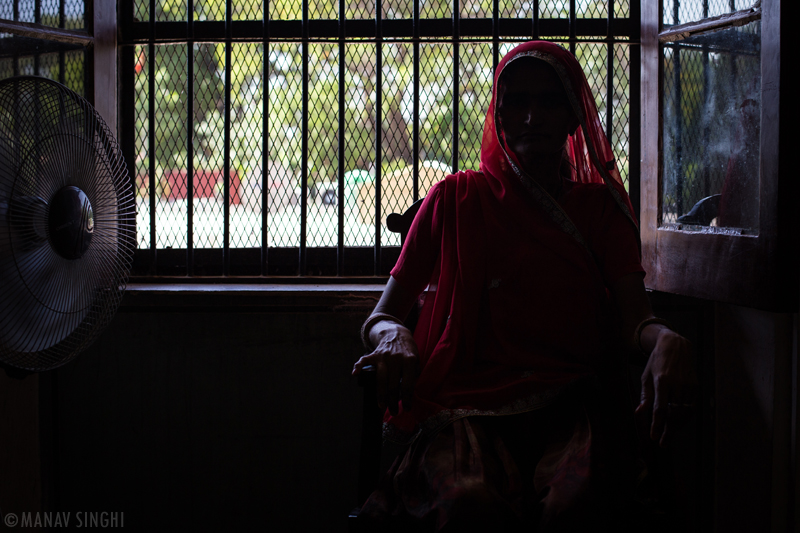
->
[385, 40, 639, 443]
[481, 40, 638, 231]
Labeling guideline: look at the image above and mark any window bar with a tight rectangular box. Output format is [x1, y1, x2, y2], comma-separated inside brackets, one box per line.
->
[120, 45, 136, 236]
[374, 0, 382, 275]
[412, 0, 419, 202]
[452, 0, 459, 174]
[532, 0, 539, 40]
[702, 0, 710, 198]
[186, 0, 195, 275]
[337, 0, 345, 275]
[492, 0, 498, 74]
[223, 0, 232, 276]
[148, 0, 157, 268]
[59, 0, 65, 84]
[11, 0, 18, 78]
[606, 0, 614, 143]
[628, 0, 641, 219]
[672, 0, 683, 217]
[34, 0, 42, 83]
[569, 0, 576, 54]
[84, 46, 91, 90]
[300, 1, 309, 275]
[261, 0, 269, 276]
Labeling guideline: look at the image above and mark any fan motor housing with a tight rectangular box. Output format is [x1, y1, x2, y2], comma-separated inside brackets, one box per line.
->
[48, 185, 94, 260]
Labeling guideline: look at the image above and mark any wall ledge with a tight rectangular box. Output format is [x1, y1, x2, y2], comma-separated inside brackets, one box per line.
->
[121, 283, 385, 312]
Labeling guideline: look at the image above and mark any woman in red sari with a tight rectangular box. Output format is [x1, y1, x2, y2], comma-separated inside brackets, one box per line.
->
[354, 41, 695, 531]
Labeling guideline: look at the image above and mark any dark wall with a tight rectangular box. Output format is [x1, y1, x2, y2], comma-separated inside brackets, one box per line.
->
[42, 286, 380, 532]
[10, 286, 792, 532]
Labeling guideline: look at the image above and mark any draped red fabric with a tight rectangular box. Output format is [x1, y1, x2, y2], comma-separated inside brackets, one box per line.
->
[480, 41, 637, 226]
[385, 41, 640, 443]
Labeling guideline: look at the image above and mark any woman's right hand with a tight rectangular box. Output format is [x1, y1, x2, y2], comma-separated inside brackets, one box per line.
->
[353, 320, 419, 416]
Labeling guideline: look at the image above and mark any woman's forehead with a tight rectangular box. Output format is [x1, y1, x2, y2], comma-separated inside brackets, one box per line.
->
[500, 58, 565, 92]
[505, 55, 554, 73]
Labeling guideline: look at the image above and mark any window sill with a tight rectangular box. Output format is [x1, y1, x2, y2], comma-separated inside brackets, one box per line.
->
[121, 280, 386, 312]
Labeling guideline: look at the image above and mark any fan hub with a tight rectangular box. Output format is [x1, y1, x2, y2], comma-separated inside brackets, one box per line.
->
[48, 186, 94, 260]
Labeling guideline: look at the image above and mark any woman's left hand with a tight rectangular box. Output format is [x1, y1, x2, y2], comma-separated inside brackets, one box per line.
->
[635, 327, 696, 447]
[610, 273, 698, 447]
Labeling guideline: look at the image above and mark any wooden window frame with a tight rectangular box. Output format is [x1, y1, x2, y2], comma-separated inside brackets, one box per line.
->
[640, 0, 796, 311]
[87, 0, 117, 134]
[0, 0, 118, 145]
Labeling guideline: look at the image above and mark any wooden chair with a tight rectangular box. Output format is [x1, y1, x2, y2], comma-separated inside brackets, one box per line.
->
[349, 198, 424, 532]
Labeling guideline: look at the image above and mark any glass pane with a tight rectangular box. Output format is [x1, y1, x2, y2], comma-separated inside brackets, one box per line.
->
[306, 42, 339, 247]
[461, 0, 492, 18]
[133, 44, 189, 249]
[192, 43, 225, 248]
[195, 0, 226, 21]
[153, 44, 188, 248]
[232, 0, 263, 20]
[344, 42, 376, 247]
[267, 42, 302, 247]
[346, 0, 373, 19]
[662, 0, 755, 26]
[134, 45, 150, 248]
[540, 0, 568, 18]
[612, 44, 630, 188]
[577, 0, 607, 18]
[458, 42, 493, 178]
[381, 42, 413, 247]
[383, 0, 411, 19]
[230, 43, 263, 248]
[421, 0, 450, 18]
[661, 20, 761, 233]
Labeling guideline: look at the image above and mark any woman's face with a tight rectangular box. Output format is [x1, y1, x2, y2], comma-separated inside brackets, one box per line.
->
[497, 58, 579, 163]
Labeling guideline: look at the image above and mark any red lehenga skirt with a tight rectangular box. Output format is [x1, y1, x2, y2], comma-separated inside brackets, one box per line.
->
[360, 383, 638, 532]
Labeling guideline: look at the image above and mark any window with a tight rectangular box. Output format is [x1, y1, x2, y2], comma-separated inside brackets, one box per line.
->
[118, 0, 640, 277]
[660, 0, 761, 233]
[640, 0, 794, 310]
[0, 0, 88, 95]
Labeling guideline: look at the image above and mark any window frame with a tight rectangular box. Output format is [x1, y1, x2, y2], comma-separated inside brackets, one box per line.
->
[117, 0, 641, 280]
[640, 0, 796, 311]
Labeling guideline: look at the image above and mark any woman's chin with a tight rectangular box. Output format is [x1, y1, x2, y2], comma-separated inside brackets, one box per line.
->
[513, 144, 566, 165]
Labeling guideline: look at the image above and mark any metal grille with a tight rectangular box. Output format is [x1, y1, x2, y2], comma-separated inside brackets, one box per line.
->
[662, 0, 755, 26]
[660, 16, 760, 232]
[120, 0, 639, 276]
[3, 0, 83, 27]
[0, 0, 86, 94]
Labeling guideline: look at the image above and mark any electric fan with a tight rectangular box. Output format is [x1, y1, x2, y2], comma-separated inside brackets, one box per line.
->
[0, 76, 136, 372]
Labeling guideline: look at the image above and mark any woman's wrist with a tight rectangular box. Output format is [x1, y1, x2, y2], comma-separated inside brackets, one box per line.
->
[634, 317, 673, 356]
[370, 320, 411, 348]
[361, 312, 406, 351]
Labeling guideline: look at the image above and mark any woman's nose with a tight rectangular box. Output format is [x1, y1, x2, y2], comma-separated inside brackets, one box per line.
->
[523, 101, 541, 125]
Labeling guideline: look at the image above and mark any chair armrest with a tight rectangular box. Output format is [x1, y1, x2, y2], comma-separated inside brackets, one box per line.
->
[356, 364, 376, 387]
[355, 363, 382, 505]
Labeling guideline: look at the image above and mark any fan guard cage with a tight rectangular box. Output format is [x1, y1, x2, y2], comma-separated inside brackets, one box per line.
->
[0, 77, 136, 371]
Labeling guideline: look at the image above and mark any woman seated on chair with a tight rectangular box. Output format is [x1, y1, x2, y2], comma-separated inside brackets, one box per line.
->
[353, 40, 695, 532]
